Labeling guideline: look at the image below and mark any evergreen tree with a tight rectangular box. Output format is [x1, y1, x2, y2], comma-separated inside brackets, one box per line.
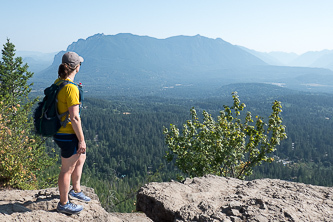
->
[0, 39, 56, 189]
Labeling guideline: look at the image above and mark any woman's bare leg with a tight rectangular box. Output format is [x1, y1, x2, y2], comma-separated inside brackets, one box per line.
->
[58, 154, 80, 205]
[71, 154, 86, 192]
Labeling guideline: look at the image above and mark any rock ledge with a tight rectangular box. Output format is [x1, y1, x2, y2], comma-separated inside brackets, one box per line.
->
[137, 175, 333, 222]
[2, 175, 333, 221]
[0, 186, 151, 222]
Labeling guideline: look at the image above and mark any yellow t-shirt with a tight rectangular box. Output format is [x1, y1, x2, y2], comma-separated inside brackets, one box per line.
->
[54, 78, 80, 134]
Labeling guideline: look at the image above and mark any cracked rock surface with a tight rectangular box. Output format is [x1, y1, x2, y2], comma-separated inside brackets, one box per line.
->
[0, 186, 152, 222]
[2, 175, 333, 222]
[137, 175, 333, 222]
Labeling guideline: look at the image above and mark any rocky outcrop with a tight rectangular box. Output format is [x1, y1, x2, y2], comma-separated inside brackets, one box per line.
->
[0, 186, 152, 222]
[2, 175, 333, 221]
[137, 175, 333, 222]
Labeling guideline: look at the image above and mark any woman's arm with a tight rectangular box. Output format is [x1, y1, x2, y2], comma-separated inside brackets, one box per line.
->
[68, 104, 86, 154]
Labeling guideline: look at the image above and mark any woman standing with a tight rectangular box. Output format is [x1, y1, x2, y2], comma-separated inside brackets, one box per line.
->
[54, 52, 90, 214]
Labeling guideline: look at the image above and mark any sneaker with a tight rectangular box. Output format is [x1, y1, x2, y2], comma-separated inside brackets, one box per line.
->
[57, 201, 83, 215]
[69, 189, 91, 202]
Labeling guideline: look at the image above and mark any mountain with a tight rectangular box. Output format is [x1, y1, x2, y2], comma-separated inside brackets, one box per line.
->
[241, 48, 333, 71]
[16, 51, 57, 73]
[239, 47, 300, 66]
[36, 33, 267, 80]
[261, 49, 333, 71]
[238, 47, 297, 66]
[267, 51, 299, 65]
[308, 50, 333, 70]
[33, 33, 333, 97]
[288, 50, 333, 68]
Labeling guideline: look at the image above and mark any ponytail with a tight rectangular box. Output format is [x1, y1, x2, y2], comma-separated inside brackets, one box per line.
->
[58, 63, 75, 79]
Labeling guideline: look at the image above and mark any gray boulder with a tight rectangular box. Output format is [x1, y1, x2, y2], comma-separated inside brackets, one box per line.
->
[137, 175, 333, 222]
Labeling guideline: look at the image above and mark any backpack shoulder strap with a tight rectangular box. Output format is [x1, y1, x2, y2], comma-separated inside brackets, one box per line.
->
[55, 80, 83, 128]
[55, 80, 71, 128]
[56, 80, 71, 89]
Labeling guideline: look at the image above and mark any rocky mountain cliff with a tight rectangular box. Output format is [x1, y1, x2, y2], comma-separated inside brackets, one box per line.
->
[1, 175, 333, 221]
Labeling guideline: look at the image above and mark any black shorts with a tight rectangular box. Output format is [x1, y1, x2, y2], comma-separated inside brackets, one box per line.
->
[53, 134, 79, 158]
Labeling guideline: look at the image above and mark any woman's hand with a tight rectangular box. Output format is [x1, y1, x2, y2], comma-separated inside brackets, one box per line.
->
[69, 104, 86, 155]
[77, 140, 86, 154]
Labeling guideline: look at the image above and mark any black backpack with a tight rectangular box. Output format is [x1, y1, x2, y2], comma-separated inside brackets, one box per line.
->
[33, 80, 82, 137]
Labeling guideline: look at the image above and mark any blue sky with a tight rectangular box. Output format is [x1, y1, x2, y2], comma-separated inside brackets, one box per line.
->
[1, 0, 333, 54]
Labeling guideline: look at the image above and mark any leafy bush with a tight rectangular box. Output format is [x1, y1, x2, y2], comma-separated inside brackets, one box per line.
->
[164, 92, 287, 180]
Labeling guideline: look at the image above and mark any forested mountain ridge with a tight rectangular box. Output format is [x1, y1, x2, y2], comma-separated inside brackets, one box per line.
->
[31, 33, 333, 97]
[35, 33, 266, 83]
[49, 33, 267, 69]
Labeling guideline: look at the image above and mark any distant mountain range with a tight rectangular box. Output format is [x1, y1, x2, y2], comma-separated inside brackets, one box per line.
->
[23, 33, 333, 97]
[16, 51, 57, 73]
[289, 50, 333, 69]
[242, 47, 333, 70]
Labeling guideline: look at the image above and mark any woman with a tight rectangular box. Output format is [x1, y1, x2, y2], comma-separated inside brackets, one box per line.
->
[54, 52, 90, 214]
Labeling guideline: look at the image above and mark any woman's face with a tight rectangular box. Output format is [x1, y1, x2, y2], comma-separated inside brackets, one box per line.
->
[75, 63, 81, 73]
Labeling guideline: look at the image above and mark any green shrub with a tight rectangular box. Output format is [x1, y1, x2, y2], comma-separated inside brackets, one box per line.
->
[164, 92, 287, 180]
